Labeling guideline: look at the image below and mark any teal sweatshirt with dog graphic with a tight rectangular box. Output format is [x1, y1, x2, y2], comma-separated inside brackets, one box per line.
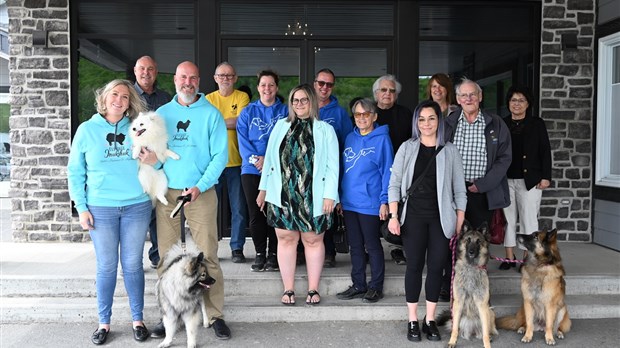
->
[156, 93, 228, 192]
[68, 113, 149, 214]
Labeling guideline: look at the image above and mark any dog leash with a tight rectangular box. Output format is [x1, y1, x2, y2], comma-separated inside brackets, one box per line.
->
[490, 255, 525, 264]
[170, 192, 192, 254]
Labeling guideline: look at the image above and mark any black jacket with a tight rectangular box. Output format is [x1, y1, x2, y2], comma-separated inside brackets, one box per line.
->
[502, 115, 552, 190]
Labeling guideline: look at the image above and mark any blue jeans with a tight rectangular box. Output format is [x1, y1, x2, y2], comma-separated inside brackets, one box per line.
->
[88, 200, 151, 324]
[215, 166, 248, 251]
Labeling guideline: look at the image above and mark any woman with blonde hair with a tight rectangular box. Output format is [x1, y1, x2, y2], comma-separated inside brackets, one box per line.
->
[257, 84, 339, 306]
[68, 79, 154, 345]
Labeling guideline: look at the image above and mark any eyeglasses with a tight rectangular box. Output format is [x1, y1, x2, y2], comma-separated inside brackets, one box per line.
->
[215, 74, 235, 80]
[457, 92, 479, 100]
[379, 87, 396, 94]
[292, 97, 310, 105]
[353, 112, 373, 119]
[510, 98, 527, 104]
[314, 80, 334, 89]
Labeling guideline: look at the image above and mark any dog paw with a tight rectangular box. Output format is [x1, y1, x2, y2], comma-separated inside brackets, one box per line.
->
[521, 335, 533, 343]
[545, 337, 557, 345]
[157, 342, 172, 348]
[517, 327, 525, 334]
[447, 342, 456, 348]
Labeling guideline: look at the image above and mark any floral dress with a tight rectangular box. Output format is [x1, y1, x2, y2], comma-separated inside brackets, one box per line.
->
[266, 118, 331, 233]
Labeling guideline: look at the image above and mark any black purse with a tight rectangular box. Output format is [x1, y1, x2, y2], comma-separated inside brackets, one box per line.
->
[381, 145, 444, 245]
[333, 212, 349, 253]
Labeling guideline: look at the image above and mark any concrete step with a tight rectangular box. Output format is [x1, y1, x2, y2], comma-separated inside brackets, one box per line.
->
[2, 294, 619, 324]
[2, 272, 618, 298]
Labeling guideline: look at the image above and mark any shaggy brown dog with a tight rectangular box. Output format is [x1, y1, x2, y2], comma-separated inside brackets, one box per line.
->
[496, 229, 571, 345]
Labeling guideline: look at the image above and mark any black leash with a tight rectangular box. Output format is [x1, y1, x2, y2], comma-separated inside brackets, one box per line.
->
[170, 192, 192, 254]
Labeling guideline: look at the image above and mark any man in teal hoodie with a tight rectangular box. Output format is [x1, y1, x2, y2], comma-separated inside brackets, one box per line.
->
[150, 61, 231, 340]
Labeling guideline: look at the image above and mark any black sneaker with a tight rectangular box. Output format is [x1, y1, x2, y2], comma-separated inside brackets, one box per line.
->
[390, 249, 407, 265]
[324, 253, 336, 268]
[422, 316, 441, 341]
[336, 285, 366, 300]
[150, 320, 165, 339]
[438, 288, 450, 302]
[231, 250, 246, 263]
[362, 289, 384, 303]
[211, 318, 231, 340]
[265, 253, 279, 271]
[407, 321, 421, 342]
[251, 253, 266, 272]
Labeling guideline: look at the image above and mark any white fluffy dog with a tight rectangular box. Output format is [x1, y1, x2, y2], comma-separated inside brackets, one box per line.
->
[129, 111, 180, 206]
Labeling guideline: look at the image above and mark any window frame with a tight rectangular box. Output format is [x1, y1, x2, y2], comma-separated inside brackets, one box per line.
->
[595, 31, 620, 188]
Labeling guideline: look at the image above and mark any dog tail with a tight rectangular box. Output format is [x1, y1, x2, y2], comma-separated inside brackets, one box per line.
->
[436, 309, 452, 327]
[496, 314, 520, 330]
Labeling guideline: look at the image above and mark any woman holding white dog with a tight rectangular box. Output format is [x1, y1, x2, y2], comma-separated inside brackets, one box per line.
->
[257, 84, 339, 306]
[68, 79, 153, 345]
[387, 100, 466, 342]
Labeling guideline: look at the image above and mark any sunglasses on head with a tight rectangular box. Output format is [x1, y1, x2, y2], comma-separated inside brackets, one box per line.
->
[314, 80, 334, 89]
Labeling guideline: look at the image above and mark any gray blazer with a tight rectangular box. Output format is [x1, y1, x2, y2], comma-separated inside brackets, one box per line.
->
[388, 139, 467, 239]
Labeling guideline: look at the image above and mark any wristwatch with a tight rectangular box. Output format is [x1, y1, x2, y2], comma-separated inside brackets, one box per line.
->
[388, 213, 398, 220]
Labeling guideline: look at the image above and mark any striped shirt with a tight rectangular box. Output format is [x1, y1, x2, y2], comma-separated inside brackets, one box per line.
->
[453, 111, 487, 181]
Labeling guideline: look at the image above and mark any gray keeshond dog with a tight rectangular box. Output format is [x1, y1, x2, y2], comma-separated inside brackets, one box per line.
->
[156, 242, 215, 348]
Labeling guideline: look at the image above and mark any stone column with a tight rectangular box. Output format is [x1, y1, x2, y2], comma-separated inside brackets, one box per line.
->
[539, 0, 595, 241]
[7, 0, 82, 241]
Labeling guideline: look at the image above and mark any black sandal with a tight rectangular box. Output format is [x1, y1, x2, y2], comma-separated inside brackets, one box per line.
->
[306, 290, 321, 305]
[281, 290, 295, 306]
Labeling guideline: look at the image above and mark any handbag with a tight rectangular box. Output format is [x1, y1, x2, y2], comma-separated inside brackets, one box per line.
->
[490, 208, 507, 245]
[333, 212, 349, 254]
[381, 145, 444, 245]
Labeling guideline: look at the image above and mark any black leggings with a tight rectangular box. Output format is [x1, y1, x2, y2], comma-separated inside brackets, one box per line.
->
[401, 215, 450, 303]
[241, 174, 277, 255]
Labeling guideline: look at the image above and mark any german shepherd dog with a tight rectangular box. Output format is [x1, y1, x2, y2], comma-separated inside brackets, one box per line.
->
[497, 229, 571, 345]
[156, 243, 216, 348]
[437, 221, 498, 348]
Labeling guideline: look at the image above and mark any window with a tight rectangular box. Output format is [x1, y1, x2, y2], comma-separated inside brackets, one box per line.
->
[596, 31, 620, 188]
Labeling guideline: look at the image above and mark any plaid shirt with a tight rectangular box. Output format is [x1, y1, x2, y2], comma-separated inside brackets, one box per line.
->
[453, 110, 487, 182]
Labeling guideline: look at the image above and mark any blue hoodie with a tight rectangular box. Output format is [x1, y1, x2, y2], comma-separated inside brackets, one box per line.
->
[236, 99, 288, 175]
[340, 123, 394, 216]
[319, 96, 354, 149]
[156, 93, 228, 192]
[68, 114, 149, 214]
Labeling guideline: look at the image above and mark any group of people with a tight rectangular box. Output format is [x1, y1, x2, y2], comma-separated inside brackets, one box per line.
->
[67, 55, 551, 345]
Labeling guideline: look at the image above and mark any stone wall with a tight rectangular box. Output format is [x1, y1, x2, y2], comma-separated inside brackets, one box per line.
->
[539, 0, 595, 241]
[7, 0, 84, 241]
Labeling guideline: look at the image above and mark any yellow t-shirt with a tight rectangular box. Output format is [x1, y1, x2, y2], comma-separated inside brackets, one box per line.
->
[206, 90, 250, 167]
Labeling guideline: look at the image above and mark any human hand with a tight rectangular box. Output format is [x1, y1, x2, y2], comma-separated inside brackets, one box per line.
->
[468, 183, 479, 193]
[537, 179, 550, 190]
[254, 156, 265, 172]
[79, 211, 94, 230]
[379, 204, 389, 220]
[138, 147, 157, 166]
[256, 190, 266, 212]
[182, 186, 201, 204]
[388, 218, 401, 236]
[322, 199, 335, 215]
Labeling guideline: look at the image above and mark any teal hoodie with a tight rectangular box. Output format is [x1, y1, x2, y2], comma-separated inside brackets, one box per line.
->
[156, 93, 228, 192]
[67, 113, 149, 214]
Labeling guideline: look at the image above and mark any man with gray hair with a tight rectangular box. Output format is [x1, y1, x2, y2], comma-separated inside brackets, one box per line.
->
[373, 74, 412, 265]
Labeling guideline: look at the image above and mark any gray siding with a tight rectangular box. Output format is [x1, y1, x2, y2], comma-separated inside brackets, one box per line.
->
[593, 199, 620, 251]
[598, 0, 620, 25]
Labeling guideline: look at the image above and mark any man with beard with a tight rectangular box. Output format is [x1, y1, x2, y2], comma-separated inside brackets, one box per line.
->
[150, 61, 231, 340]
[132, 55, 172, 270]
[373, 74, 412, 265]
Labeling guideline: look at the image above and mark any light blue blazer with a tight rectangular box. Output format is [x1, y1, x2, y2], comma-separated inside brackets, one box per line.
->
[259, 118, 340, 217]
[388, 139, 467, 238]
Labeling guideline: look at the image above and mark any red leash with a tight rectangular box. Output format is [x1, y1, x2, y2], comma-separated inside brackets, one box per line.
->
[490, 255, 525, 264]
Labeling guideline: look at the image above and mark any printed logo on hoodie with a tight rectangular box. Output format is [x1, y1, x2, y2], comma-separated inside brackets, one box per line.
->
[343, 146, 375, 173]
[250, 116, 280, 140]
[103, 132, 130, 159]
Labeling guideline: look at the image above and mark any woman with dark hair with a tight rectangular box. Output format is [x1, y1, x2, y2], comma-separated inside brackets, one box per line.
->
[68, 79, 152, 345]
[257, 84, 339, 306]
[387, 100, 466, 342]
[426, 73, 457, 116]
[500, 85, 551, 270]
[237, 70, 288, 272]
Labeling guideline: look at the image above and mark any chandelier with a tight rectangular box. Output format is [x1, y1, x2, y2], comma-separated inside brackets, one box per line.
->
[285, 21, 312, 36]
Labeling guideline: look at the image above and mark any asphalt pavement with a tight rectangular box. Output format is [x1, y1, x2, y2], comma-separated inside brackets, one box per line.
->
[1, 319, 619, 347]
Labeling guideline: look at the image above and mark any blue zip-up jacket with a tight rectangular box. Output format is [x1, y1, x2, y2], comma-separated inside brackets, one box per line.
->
[319, 96, 354, 149]
[236, 99, 288, 175]
[156, 93, 228, 192]
[341, 124, 394, 216]
[68, 113, 149, 214]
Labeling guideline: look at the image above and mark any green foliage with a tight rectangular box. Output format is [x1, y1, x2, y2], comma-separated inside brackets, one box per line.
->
[418, 76, 431, 102]
[0, 104, 9, 133]
[77, 58, 175, 124]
